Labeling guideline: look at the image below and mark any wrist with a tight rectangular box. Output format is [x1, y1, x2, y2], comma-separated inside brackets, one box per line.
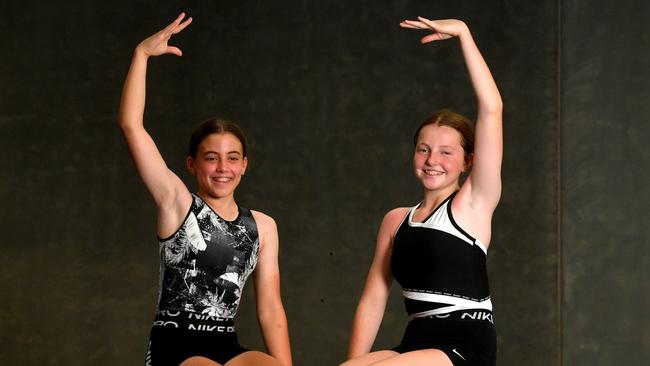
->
[134, 45, 151, 59]
[457, 24, 472, 41]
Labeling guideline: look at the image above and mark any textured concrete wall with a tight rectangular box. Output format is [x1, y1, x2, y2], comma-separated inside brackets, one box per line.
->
[2, 0, 646, 365]
[560, 0, 650, 364]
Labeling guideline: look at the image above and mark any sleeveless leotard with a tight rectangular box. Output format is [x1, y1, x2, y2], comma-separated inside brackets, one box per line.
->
[390, 191, 496, 366]
[145, 194, 259, 365]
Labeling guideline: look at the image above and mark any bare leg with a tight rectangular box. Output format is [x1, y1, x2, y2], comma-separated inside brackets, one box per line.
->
[180, 356, 221, 366]
[339, 350, 399, 366]
[224, 351, 285, 366]
[366, 349, 452, 366]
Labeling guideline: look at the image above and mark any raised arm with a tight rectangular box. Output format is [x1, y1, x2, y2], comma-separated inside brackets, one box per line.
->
[252, 212, 293, 366]
[118, 13, 193, 237]
[346, 208, 406, 359]
[401, 18, 503, 211]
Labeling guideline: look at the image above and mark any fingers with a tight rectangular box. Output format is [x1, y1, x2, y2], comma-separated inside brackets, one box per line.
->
[137, 13, 192, 57]
[174, 17, 193, 34]
[401, 17, 461, 43]
[167, 46, 183, 57]
[420, 34, 444, 44]
[401, 18, 443, 43]
[417, 16, 438, 31]
[174, 12, 186, 23]
[163, 12, 193, 36]
[400, 19, 428, 29]
[400, 17, 438, 29]
[158, 13, 192, 56]
[163, 13, 185, 34]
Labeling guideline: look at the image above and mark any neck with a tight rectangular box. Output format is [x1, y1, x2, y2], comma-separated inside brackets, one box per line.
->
[197, 192, 238, 216]
[420, 185, 458, 211]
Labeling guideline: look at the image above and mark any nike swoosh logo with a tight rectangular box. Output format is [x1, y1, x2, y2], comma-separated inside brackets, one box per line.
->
[452, 348, 466, 361]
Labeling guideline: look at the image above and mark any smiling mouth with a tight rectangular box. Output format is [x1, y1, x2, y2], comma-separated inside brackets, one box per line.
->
[423, 169, 445, 176]
[212, 177, 233, 183]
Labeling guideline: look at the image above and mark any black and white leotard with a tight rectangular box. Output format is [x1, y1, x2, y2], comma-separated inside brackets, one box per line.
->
[145, 193, 259, 366]
[390, 191, 496, 365]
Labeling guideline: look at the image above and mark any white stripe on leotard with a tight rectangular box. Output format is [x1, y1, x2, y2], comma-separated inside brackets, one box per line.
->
[403, 290, 493, 318]
[407, 199, 488, 255]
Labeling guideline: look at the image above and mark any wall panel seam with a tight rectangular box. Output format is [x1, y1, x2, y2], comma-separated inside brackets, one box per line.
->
[556, 0, 564, 365]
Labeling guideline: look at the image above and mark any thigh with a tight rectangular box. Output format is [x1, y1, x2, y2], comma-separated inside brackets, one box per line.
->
[396, 315, 496, 365]
[370, 349, 452, 366]
[224, 351, 285, 366]
[149, 326, 246, 366]
[180, 356, 222, 366]
[339, 350, 399, 366]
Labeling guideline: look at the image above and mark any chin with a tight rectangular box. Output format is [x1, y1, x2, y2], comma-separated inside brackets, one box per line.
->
[203, 187, 236, 198]
[418, 178, 449, 190]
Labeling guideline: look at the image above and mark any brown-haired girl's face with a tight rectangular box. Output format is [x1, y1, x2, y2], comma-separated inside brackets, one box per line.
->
[413, 124, 467, 192]
[186, 132, 248, 199]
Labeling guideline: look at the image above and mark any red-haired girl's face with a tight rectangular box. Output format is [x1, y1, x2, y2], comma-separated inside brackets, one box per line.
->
[413, 124, 467, 192]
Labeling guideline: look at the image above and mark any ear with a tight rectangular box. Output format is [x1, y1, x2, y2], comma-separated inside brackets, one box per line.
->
[241, 157, 248, 176]
[186, 156, 196, 175]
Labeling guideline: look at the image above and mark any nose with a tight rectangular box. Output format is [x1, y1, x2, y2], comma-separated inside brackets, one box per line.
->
[215, 159, 226, 171]
[425, 152, 437, 166]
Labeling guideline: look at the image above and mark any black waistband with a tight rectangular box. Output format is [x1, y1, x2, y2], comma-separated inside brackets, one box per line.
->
[420, 309, 494, 324]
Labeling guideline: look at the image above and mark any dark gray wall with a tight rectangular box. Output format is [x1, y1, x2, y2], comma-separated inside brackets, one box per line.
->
[561, 1, 650, 364]
[0, 1, 647, 365]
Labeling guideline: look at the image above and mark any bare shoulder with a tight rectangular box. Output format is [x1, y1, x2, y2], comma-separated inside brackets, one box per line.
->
[379, 207, 410, 235]
[251, 210, 278, 234]
[372, 207, 410, 258]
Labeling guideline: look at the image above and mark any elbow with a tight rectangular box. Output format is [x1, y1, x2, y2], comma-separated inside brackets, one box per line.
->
[118, 117, 131, 132]
[118, 119, 140, 136]
[481, 98, 503, 116]
[492, 99, 503, 114]
[477, 89, 503, 116]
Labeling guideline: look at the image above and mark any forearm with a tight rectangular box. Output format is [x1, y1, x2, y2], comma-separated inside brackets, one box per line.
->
[119, 48, 150, 131]
[458, 24, 503, 204]
[117, 48, 182, 207]
[258, 304, 292, 366]
[457, 26, 502, 115]
[347, 297, 386, 359]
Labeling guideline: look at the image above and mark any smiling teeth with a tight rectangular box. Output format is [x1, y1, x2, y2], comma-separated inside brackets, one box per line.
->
[214, 177, 231, 182]
[424, 170, 444, 176]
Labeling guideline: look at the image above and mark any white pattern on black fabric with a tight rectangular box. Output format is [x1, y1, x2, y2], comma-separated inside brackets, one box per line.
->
[157, 194, 259, 319]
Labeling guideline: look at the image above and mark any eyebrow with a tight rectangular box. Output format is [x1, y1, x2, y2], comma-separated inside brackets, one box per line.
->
[203, 151, 242, 156]
[417, 143, 456, 149]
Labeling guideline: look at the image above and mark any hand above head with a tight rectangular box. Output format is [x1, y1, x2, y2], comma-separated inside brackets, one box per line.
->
[136, 12, 193, 57]
[400, 17, 468, 44]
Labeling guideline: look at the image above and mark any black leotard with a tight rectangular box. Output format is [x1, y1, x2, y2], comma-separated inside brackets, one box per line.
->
[390, 191, 496, 365]
[145, 194, 259, 365]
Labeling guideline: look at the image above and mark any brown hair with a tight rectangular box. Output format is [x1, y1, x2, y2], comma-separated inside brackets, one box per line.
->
[188, 118, 248, 158]
[413, 109, 474, 165]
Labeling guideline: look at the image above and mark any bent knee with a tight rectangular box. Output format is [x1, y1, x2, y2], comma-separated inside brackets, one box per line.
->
[339, 350, 399, 366]
[180, 356, 222, 366]
[224, 351, 284, 366]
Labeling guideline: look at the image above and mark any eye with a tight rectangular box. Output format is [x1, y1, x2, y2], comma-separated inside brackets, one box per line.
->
[417, 147, 430, 154]
[228, 155, 240, 162]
